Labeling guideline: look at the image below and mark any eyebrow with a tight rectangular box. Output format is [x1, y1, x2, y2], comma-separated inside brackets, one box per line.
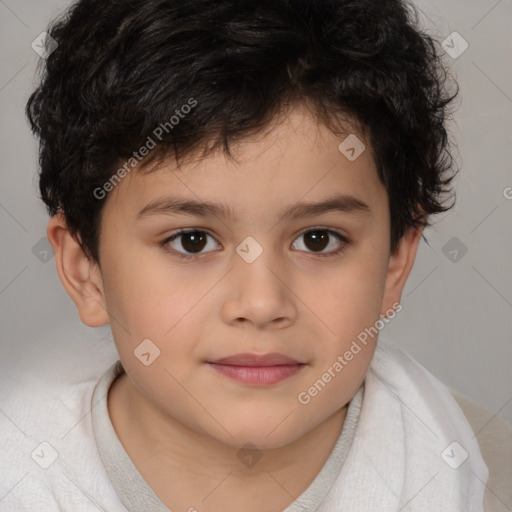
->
[136, 193, 371, 222]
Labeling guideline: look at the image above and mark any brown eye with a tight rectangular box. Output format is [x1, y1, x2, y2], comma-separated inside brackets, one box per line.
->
[164, 229, 219, 258]
[303, 230, 329, 252]
[179, 231, 208, 253]
[292, 228, 348, 257]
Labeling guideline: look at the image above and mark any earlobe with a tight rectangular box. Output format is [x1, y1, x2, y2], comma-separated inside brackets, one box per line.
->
[47, 213, 109, 327]
[380, 222, 425, 317]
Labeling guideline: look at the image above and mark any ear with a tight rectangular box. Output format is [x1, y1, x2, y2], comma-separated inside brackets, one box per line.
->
[47, 213, 109, 327]
[380, 221, 425, 317]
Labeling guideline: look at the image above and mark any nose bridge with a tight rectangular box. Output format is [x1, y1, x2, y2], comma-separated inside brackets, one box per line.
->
[234, 233, 283, 296]
[223, 233, 296, 327]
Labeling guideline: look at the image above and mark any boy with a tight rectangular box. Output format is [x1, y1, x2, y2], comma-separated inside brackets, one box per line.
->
[2, 0, 490, 510]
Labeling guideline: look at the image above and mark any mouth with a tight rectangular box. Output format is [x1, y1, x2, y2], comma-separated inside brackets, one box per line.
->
[207, 352, 306, 386]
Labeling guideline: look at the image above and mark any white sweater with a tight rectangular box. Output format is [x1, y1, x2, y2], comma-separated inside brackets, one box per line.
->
[0, 341, 488, 511]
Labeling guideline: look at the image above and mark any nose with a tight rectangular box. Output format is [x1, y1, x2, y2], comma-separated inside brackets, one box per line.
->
[221, 245, 298, 330]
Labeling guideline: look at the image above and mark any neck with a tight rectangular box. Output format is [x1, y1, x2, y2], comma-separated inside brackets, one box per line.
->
[108, 371, 347, 512]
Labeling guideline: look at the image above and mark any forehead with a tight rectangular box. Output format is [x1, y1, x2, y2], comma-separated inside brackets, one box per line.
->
[103, 105, 387, 224]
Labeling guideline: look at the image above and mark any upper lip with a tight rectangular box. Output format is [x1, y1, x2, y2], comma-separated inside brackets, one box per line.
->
[209, 352, 302, 366]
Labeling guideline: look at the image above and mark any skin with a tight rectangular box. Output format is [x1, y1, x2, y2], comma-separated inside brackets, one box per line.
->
[47, 104, 424, 511]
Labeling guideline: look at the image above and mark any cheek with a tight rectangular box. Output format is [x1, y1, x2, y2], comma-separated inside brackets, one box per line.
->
[323, 260, 387, 335]
[101, 248, 197, 334]
[101, 254, 212, 379]
[296, 268, 384, 416]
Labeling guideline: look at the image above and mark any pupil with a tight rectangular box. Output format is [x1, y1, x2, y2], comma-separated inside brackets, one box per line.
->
[306, 231, 328, 251]
[182, 232, 206, 253]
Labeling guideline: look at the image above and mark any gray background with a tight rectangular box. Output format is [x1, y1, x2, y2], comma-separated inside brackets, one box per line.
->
[0, 0, 511, 423]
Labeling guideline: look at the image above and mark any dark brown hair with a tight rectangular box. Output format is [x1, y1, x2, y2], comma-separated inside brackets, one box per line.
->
[26, 0, 459, 262]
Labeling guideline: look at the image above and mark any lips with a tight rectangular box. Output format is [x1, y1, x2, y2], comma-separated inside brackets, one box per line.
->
[210, 352, 301, 366]
[207, 352, 305, 385]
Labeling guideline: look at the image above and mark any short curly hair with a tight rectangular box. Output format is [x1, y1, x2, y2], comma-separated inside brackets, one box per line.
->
[26, 0, 459, 263]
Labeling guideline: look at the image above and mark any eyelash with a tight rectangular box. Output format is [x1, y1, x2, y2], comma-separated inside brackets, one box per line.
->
[161, 227, 349, 261]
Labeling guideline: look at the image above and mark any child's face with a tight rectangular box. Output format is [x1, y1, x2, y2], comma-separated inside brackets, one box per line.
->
[59, 106, 422, 449]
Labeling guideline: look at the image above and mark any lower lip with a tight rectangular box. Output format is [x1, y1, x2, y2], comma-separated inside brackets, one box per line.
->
[207, 363, 304, 385]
